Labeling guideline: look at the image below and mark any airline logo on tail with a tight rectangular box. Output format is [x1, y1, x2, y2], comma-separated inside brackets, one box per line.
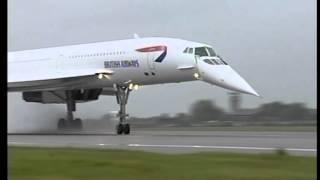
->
[136, 45, 167, 63]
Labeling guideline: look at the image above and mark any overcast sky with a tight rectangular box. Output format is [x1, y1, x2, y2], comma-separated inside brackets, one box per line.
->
[8, 0, 316, 125]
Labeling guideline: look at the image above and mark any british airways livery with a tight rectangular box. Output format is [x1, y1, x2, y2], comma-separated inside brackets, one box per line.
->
[8, 35, 259, 135]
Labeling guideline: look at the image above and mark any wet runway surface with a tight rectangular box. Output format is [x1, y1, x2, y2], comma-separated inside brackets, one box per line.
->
[8, 130, 317, 156]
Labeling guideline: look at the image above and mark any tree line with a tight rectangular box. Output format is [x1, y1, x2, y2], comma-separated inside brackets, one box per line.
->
[189, 100, 316, 122]
[145, 100, 317, 125]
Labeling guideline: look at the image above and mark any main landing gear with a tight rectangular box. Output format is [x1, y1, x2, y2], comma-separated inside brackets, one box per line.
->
[57, 91, 83, 130]
[115, 85, 131, 135]
[56, 85, 132, 135]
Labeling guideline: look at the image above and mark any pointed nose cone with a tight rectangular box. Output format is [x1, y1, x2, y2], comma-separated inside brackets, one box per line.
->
[199, 64, 259, 97]
[227, 75, 260, 97]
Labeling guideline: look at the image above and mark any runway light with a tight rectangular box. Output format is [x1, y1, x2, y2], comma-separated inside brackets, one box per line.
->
[128, 83, 134, 90]
[193, 73, 200, 79]
[133, 84, 139, 90]
[98, 73, 103, 79]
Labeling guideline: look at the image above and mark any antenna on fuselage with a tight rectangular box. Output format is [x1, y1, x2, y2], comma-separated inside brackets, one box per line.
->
[133, 33, 140, 39]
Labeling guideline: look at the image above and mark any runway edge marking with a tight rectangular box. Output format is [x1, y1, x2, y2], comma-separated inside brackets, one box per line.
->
[8, 142, 316, 152]
[128, 144, 317, 152]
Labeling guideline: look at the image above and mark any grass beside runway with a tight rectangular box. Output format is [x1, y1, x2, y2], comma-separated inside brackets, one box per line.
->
[9, 147, 316, 180]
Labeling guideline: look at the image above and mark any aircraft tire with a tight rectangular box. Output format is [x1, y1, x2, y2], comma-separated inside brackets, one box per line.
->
[116, 124, 124, 135]
[123, 124, 130, 135]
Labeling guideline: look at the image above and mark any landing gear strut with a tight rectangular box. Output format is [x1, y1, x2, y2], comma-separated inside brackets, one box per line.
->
[115, 85, 131, 135]
[57, 91, 83, 130]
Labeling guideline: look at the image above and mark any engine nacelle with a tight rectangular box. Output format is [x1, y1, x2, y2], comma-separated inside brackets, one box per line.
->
[22, 89, 102, 104]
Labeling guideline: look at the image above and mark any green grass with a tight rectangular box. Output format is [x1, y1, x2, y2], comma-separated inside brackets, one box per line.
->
[9, 147, 316, 180]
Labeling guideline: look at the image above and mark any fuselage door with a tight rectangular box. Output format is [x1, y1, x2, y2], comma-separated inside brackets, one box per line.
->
[147, 52, 156, 70]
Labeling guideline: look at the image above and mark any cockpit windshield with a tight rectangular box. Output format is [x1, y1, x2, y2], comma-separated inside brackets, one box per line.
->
[206, 47, 216, 57]
[195, 47, 217, 57]
[195, 47, 208, 57]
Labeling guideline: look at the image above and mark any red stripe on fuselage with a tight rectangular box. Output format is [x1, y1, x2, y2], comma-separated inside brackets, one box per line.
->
[136, 45, 167, 52]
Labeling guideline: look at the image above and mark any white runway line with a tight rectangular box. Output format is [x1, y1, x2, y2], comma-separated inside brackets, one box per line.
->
[128, 144, 317, 152]
[8, 142, 116, 147]
[8, 142, 38, 145]
[8, 142, 316, 152]
[285, 148, 317, 152]
[98, 143, 118, 146]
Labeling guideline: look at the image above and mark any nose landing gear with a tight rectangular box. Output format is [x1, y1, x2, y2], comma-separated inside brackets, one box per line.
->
[116, 123, 130, 135]
[115, 85, 131, 135]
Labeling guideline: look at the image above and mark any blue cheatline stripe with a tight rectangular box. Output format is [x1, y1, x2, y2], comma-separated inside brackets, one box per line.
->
[154, 49, 167, 63]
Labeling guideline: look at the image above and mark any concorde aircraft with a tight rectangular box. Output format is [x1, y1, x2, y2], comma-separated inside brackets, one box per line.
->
[8, 35, 259, 135]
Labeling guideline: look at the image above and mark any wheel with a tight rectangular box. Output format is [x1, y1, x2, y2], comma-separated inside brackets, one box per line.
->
[74, 118, 83, 130]
[123, 124, 130, 135]
[57, 118, 66, 130]
[116, 124, 124, 135]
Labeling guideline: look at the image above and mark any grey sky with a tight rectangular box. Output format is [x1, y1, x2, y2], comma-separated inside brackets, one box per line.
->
[8, 0, 316, 122]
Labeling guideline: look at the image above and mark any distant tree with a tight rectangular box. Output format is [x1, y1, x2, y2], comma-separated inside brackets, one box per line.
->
[159, 113, 170, 118]
[281, 103, 309, 121]
[174, 113, 191, 126]
[253, 102, 310, 121]
[158, 113, 172, 124]
[189, 100, 225, 122]
[307, 109, 317, 120]
[254, 102, 285, 120]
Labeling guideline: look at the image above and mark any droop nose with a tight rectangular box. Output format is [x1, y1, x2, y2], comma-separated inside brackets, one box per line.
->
[199, 65, 260, 97]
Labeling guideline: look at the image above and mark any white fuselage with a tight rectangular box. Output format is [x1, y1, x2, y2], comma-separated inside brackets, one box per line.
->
[8, 38, 201, 89]
[8, 37, 259, 96]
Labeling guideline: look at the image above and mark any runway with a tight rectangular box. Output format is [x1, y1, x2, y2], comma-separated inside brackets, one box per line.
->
[8, 130, 317, 156]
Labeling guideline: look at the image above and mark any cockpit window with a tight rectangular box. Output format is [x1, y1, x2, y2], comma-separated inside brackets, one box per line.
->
[203, 58, 228, 66]
[203, 59, 214, 65]
[195, 47, 209, 57]
[183, 47, 194, 54]
[217, 55, 228, 65]
[212, 59, 219, 64]
[195, 47, 217, 57]
[206, 47, 217, 57]
[215, 59, 225, 64]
